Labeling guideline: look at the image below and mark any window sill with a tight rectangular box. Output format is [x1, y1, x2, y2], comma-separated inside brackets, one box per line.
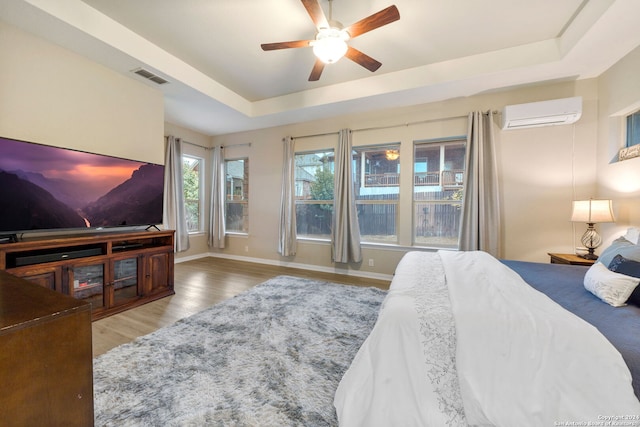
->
[295, 238, 457, 252]
[618, 144, 640, 162]
[297, 237, 331, 244]
[226, 232, 248, 237]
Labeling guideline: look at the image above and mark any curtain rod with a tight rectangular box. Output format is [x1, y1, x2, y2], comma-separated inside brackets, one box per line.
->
[168, 137, 252, 150]
[165, 136, 209, 150]
[182, 140, 209, 150]
[354, 114, 467, 133]
[291, 131, 340, 141]
[220, 142, 252, 148]
[291, 112, 484, 140]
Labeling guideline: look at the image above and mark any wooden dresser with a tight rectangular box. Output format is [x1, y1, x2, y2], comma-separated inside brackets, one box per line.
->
[0, 271, 94, 426]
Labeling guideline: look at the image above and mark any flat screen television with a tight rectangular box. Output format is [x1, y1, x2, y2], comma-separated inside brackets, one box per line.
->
[0, 136, 164, 237]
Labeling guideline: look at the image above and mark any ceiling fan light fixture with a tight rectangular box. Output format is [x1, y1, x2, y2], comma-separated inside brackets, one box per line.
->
[311, 28, 349, 64]
[385, 149, 399, 161]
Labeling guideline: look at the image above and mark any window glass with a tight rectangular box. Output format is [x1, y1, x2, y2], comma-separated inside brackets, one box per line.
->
[626, 110, 640, 147]
[182, 155, 202, 233]
[225, 158, 249, 233]
[295, 150, 334, 239]
[413, 139, 465, 247]
[352, 145, 400, 243]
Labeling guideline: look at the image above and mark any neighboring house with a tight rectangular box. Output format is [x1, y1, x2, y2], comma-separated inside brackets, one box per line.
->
[225, 161, 245, 201]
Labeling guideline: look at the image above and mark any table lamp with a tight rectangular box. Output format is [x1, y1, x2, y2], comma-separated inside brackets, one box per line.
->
[571, 199, 615, 260]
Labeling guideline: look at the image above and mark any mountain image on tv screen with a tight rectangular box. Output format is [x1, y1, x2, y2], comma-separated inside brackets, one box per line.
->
[0, 137, 164, 234]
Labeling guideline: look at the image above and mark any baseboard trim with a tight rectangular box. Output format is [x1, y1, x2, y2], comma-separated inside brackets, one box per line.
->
[174, 253, 210, 264]
[175, 252, 393, 282]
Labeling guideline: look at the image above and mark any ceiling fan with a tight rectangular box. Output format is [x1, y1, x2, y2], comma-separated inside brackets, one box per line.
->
[261, 0, 400, 81]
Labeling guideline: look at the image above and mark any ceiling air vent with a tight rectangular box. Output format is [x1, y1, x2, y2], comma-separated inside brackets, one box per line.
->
[131, 68, 169, 85]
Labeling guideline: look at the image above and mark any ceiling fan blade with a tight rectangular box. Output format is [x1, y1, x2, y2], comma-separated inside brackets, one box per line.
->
[345, 46, 382, 72]
[261, 40, 313, 51]
[345, 5, 400, 38]
[308, 59, 325, 81]
[301, 0, 329, 29]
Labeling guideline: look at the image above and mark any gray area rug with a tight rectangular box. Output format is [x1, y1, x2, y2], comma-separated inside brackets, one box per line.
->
[93, 275, 386, 426]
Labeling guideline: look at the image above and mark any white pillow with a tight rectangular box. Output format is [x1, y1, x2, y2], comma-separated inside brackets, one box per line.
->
[623, 227, 640, 245]
[584, 262, 640, 307]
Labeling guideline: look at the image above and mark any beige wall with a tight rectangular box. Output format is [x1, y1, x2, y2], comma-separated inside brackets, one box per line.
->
[496, 83, 599, 260]
[0, 21, 164, 164]
[596, 45, 640, 247]
[200, 80, 599, 274]
[5, 19, 640, 278]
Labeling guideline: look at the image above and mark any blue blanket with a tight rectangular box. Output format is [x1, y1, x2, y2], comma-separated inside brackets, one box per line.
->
[503, 260, 640, 400]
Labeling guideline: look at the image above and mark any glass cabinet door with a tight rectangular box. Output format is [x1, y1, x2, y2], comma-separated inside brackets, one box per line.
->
[71, 263, 105, 309]
[113, 257, 140, 305]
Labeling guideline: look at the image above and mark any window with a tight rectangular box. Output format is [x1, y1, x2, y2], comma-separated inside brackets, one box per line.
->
[626, 110, 640, 147]
[413, 139, 466, 247]
[225, 158, 249, 233]
[352, 145, 400, 243]
[295, 150, 334, 239]
[182, 155, 203, 233]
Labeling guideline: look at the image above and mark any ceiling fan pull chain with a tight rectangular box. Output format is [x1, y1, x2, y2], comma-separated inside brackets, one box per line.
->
[328, 0, 333, 23]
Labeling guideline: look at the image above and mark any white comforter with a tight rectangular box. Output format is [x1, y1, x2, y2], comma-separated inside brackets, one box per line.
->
[334, 251, 640, 426]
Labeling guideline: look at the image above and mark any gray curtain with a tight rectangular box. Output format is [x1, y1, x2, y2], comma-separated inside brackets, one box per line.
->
[459, 111, 501, 256]
[163, 135, 190, 252]
[208, 145, 226, 248]
[332, 129, 362, 263]
[278, 136, 297, 256]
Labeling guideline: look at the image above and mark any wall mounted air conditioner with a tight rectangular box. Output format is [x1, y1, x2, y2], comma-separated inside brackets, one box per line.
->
[501, 96, 582, 130]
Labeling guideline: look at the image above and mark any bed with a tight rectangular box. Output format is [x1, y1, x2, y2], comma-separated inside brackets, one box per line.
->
[502, 259, 640, 400]
[334, 247, 640, 426]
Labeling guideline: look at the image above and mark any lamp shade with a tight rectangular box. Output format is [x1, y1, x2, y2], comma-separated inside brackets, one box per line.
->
[571, 199, 615, 223]
[312, 28, 349, 64]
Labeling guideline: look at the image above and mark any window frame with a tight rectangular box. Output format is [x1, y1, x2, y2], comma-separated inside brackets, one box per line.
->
[412, 137, 466, 249]
[294, 149, 335, 241]
[352, 143, 401, 244]
[625, 109, 640, 148]
[224, 157, 249, 234]
[182, 154, 204, 234]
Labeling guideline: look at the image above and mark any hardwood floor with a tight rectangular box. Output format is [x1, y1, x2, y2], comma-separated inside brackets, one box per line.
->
[92, 257, 390, 357]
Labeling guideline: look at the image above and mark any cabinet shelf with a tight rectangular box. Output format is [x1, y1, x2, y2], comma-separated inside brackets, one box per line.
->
[0, 230, 174, 320]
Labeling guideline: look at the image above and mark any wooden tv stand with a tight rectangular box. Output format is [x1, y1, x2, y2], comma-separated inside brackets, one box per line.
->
[0, 229, 175, 320]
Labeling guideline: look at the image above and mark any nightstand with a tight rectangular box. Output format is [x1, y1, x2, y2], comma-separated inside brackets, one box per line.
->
[548, 253, 596, 266]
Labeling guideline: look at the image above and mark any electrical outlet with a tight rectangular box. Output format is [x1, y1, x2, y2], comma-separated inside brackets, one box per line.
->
[368, 258, 374, 267]
[244, 246, 249, 252]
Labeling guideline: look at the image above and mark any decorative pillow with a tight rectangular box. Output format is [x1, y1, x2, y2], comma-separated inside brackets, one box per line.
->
[623, 227, 640, 245]
[597, 236, 640, 267]
[608, 254, 640, 307]
[584, 262, 640, 307]
[628, 286, 640, 307]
